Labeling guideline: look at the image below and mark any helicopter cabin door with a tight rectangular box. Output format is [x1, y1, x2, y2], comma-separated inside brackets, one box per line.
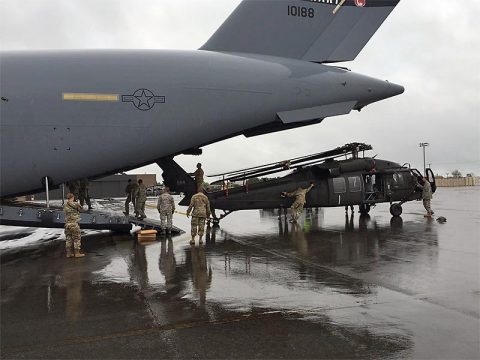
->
[426, 168, 437, 193]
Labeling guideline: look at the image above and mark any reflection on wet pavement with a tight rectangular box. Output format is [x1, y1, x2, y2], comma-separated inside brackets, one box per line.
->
[1, 187, 479, 359]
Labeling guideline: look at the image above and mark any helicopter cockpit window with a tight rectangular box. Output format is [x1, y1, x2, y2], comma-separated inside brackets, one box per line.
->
[393, 173, 405, 185]
[348, 176, 362, 192]
[333, 177, 346, 194]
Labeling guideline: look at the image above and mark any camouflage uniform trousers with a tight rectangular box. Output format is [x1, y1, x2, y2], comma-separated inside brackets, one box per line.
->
[160, 210, 173, 231]
[65, 223, 81, 252]
[423, 199, 432, 215]
[290, 201, 305, 222]
[191, 216, 207, 238]
[136, 200, 146, 218]
[78, 189, 91, 208]
[124, 194, 136, 215]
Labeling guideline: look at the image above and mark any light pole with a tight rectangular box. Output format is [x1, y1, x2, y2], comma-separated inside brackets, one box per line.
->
[419, 142, 429, 176]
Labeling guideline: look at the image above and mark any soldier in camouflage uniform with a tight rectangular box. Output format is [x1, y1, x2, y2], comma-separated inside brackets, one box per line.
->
[192, 163, 204, 193]
[78, 178, 92, 210]
[157, 187, 175, 234]
[124, 179, 136, 216]
[418, 176, 434, 217]
[281, 182, 315, 223]
[135, 179, 147, 219]
[64, 192, 85, 258]
[186, 190, 211, 246]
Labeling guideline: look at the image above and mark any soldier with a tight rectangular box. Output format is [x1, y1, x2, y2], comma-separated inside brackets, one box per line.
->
[418, 176, 434, 217]
[63, 192, 85, 258]
[157, 187, 175, 234]
[186, 190, 211, 246]
[192, 163, 204, 193]
[132, 179, 139, 217]
[281, 182, 315, 223]
[124, 179, 136, 216]
[78, 178, 92, 210]
[135, 179, 147, 219]
[66, 180, 80, 201]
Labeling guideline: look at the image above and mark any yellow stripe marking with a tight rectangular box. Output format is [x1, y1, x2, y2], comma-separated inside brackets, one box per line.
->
[63, 93, 119, 102]
[333, 0, 346, 14]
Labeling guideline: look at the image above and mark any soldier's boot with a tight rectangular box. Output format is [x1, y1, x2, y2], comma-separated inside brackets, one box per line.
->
[189, 237, 195, 246]
[66, 250, 74, 258]
[199, 236, 204, 245]
[74, 250, 86, 258]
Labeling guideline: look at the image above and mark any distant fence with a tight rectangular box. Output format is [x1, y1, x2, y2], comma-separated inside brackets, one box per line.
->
[435, 177, 479, 187]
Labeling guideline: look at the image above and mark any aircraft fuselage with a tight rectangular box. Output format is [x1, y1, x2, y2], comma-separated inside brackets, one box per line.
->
[0, 50, 403, 197]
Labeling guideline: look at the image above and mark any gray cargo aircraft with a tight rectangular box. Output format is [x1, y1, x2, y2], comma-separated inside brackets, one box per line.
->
[0, 0, 403, 198]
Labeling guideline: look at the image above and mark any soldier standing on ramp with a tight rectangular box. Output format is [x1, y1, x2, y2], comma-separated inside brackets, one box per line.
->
[66, 180, 80, 201]
[157, 187, 175, 234]
[281, 182, 315, 223]
[64, 192, 85, 258]
[124, 179, 136, 216]
[186, 190, 211, 246]
[78, 178, 92, 210]
[135, 179, 147, 220]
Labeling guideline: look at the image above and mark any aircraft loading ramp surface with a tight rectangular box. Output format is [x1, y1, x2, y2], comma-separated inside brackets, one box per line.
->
[0, 198, 184, 234]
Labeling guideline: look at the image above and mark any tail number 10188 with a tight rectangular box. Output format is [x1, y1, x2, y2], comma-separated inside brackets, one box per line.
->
[287, 6, 315, 18]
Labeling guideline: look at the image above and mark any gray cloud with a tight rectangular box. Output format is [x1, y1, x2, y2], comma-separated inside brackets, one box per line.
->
[1, 0, 478, 179]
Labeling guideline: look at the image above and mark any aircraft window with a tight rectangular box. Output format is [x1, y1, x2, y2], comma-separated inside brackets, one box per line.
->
[348, 176, 362, 192]
[333, 177, 346, 194]
[393, 173, 405, 185]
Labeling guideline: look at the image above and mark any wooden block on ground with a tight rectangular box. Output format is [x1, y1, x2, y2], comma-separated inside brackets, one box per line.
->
[137, 229, 157, 242]
[140, 230, 157, 235]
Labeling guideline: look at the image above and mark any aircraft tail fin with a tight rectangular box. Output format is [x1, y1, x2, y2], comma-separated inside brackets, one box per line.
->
[156, 158, 196, 200]
[201, 0, 400, 63]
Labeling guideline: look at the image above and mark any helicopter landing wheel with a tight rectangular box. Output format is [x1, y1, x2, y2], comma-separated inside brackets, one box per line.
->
[390, 203, 403, 217]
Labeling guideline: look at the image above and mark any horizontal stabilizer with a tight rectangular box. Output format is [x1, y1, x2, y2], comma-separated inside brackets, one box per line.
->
[277, 101, 357, 123]
[201, 0, 400, 63]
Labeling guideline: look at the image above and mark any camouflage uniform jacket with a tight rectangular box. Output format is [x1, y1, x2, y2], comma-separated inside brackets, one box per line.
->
[194, 168, 204, 184]
[136, 184, 147, 201]
[157, 193, 175, 213]
[422, 181, 432, 200]
[64, 202, 81, 224]
[125, 183, 136, 195]
[286, 185, 313, 205]
[187, 193, 211, 218]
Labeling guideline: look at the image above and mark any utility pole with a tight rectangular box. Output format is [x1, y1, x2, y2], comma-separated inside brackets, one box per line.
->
[419, 142, 429, 176]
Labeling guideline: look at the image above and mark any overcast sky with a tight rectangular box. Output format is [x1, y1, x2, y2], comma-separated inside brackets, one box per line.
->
[1, 0, 479, 181]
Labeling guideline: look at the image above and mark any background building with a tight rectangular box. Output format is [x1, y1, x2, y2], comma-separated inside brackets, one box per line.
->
[33, 174, 157, 200]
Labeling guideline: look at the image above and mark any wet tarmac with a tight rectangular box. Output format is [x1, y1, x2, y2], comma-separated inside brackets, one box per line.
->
[1, 187, 479, 359]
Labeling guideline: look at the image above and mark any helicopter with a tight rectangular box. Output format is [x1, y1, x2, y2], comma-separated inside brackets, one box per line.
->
[158, 143, 436, 225]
